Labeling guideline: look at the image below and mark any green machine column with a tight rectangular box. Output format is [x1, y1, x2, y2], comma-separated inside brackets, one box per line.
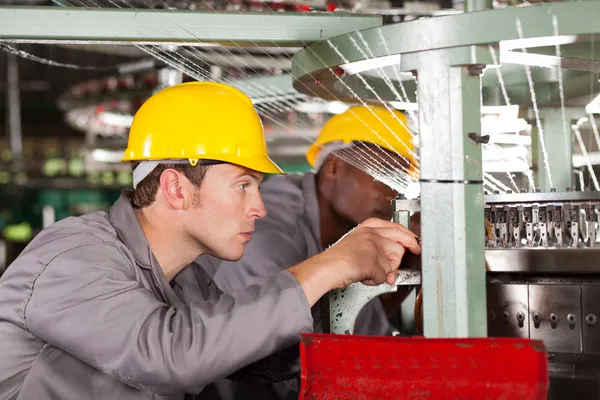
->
[404, 48, 488, 338]
[533, 108, 576, 192]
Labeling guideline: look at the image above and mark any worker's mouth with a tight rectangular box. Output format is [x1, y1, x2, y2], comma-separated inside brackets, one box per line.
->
[240, 232, 253, 241]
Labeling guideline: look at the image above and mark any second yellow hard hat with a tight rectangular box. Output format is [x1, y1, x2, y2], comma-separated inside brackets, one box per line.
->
[306, 105, 416, 170]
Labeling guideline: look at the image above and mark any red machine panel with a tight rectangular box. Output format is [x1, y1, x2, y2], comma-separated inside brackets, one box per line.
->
[300, 334, 548, 400]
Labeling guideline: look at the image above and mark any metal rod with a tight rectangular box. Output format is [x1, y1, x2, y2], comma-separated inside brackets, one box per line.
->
[6, 50, 22, 163]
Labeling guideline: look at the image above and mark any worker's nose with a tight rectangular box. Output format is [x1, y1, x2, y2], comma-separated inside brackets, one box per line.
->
[378, 182, 398, 201]
[250, 193, 267, 219]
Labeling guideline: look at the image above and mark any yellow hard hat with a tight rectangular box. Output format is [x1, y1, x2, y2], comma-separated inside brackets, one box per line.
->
[306, 105, 416, 169]
[122, 81, 283, 175]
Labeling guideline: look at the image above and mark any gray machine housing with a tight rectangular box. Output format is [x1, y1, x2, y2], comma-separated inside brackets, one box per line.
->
[329, 190, 600, 399]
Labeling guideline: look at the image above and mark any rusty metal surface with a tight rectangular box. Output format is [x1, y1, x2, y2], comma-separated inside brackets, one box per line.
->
[329, 266, 421, 334]
[299, 333, 549, 400]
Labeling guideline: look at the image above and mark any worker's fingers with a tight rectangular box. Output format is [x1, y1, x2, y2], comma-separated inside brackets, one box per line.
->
[360, 218, 418, 237]
[386, 271, 397, 285]
[367, 234, 405, 277]
[369, 251, 391, 286]
[361, 272, 399, 287]
[382, 249, 401, 286]
[367, 226, 421, 256]
[358, 242, 396, 286]
[361, 279, 381, 286]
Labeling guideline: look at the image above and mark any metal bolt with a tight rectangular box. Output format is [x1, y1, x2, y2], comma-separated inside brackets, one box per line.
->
[533, 312, 540, 322]
[535, 189, 541, 193]
[468, 132, 490, 145]
[493, 190, 500, 194]
[520, 188, 527, 193]
[550, 188, 557, 192]
[503, 311, 509, 319]
[550, 313, 558, 323]
[567, 313, 576, 323]
[507, 190, 513, 194]
[517, 312, 525, 322]
[586, 313, 597, 325]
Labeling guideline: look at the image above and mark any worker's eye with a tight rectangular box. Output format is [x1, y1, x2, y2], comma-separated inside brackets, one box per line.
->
[238, 183, 248, 191]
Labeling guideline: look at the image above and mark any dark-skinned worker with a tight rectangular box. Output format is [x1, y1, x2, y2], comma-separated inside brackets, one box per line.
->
[0, 83, 420, 400]
[197, 105, 418, 400]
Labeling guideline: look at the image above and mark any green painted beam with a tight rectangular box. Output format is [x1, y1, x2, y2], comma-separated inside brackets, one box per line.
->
[483, 64, 565, 87]
[293, 1, 600, 98]
[0, 6, 382, 46]
[332, 46, 493, 103]
[334, 74, 417, 104]
[294, 2, 600, 75]
[529, 40, 600, 62]
[330, 64, 600, 107]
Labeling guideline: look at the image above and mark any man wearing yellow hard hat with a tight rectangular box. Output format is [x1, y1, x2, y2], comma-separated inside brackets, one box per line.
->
[0, 83, 420, 399]
[198, 105, 419, 400]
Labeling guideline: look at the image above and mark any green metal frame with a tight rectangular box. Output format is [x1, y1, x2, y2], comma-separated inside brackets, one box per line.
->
[290, 1, 600, 338]
[292, 2, 600, 86]
[0, 6, 382, 46]
[335, 64, 600, 107]
[291, 2, 600, 108]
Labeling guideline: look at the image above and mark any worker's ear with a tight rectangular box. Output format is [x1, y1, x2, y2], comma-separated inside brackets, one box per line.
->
[321, 155, 346, 180]
[159, 168, 187, 210]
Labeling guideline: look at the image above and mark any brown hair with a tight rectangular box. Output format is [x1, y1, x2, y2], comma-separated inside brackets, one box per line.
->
[124, 162, 211, 209]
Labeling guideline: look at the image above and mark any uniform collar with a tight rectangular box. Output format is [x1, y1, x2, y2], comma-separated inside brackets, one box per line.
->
[108, 194, 154, 270]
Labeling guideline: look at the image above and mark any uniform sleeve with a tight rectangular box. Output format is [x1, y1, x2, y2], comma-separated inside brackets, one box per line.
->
[354, 299, 394, 336]
[206, 226, 394, 337]
[206, 228, 307, 293]
[23, 244, 313, 395]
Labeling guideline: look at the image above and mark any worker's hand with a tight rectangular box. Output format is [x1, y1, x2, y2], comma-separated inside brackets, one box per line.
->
[323, 218, 421, 289]
[288, 218, 420, 307]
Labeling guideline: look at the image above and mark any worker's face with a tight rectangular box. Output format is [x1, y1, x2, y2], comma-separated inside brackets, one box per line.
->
[329, 147, 410, 225]
[187, 164, 266, 261]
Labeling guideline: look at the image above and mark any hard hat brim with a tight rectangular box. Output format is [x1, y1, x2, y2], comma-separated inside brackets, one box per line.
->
[228, 154, 286, 175]
[122, 154, 285, 176]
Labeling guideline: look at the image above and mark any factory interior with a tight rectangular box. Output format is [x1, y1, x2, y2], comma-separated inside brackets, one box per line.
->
[2, 0, 600, 398]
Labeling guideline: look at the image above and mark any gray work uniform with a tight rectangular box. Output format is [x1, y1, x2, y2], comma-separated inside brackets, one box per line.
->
[198, 171, 392, 400]
[0, 194, 313, 400]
